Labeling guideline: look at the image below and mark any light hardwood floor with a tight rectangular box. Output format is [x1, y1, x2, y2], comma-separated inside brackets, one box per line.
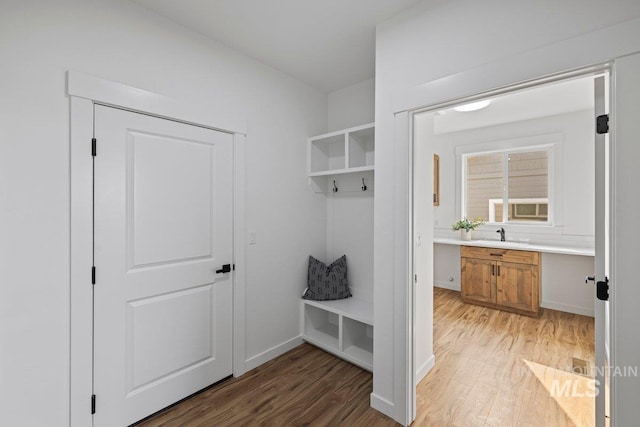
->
[137, 288, 594, 426]
[416, 287, 595, 426]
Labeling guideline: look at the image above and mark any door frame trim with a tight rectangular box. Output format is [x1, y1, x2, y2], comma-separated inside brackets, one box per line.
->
[68, 71, 247, 427]
[403, 64, 613, 426]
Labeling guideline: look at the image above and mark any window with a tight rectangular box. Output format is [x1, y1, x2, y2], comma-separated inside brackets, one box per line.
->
[463, 148, 550, 224]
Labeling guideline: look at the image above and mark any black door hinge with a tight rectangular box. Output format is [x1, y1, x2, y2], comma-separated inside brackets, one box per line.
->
[91, 266, 96, 285]
[92, 138, 97, 156]
[596, 114, 609, 134]
[91, 394, 96, 414]
[597, 277, 609, 301]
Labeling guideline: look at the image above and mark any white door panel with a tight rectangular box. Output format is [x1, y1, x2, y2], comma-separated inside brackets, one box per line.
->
[129, 131, 215, 267]
[127, 285, 214, 391]
[93, 105, 233, 426]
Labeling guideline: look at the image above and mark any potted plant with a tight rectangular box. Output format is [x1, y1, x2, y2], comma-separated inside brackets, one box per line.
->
[452, 218, 485, 241]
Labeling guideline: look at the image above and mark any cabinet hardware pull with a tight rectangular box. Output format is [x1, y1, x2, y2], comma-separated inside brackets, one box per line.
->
[497, 265, 501, 276]
[490, 253, 503, 257]
[491, 265, 495, 276]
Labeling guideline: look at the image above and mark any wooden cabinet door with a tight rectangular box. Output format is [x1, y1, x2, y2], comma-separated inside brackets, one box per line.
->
[461, 257, 495, 304]
[496, 261, 539, 313]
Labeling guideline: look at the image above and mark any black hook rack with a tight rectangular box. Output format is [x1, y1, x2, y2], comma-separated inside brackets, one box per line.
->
[361, 177, 367, 192]
[332, 180, 338, 193]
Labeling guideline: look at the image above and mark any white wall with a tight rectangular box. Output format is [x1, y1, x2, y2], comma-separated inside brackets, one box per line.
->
[0, 1, 327, 425]
[611, 52, 640, 427]
[326, 172, 375, 303]
[325, 80, 376, 303]
[328, 78, 375, 131]
[540, 253, 594, 316]
[432, 244, 461, 291]
[435, 109, 595, 241]
[374, 0, 640, 423]
[422, 107, 597, 316]
[429, 109, 595, 245]
[412, 114, 434, 385]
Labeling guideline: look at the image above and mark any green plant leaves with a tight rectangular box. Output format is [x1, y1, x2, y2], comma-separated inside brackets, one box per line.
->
[451, 217, 485, 231]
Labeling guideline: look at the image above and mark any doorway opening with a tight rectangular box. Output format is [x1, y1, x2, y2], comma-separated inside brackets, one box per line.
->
[411, 70, 610, 425]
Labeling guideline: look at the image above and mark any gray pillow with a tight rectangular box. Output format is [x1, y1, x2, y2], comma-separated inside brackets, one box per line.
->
[303, 255, 351, 301]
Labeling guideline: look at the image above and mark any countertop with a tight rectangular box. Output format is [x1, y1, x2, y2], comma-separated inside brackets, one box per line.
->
[433, 238, 595, 257]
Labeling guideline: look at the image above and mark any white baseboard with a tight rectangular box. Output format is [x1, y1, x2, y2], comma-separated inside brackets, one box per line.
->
[370, 392, 394, 419]
[541, 300, 594, 317]
[434, 280, 460, 292]
[244, 335, 304, 372]
[415, 354, 435, 384]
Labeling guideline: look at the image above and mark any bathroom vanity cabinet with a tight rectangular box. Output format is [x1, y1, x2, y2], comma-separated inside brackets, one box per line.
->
[461, 246, 541, 317]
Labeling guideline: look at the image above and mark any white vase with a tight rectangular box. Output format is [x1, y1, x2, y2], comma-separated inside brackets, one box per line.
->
[461, 230, 472, 241]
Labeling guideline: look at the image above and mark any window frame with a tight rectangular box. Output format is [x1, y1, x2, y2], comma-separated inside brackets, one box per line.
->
[456, 134, 561, 228]
[487, 197, 550, 222]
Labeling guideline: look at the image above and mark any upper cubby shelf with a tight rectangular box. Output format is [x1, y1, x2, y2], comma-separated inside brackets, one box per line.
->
[308, 123, 375, 177]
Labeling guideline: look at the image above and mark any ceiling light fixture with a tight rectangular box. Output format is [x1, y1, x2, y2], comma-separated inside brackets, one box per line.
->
[454, 99, 491, 112]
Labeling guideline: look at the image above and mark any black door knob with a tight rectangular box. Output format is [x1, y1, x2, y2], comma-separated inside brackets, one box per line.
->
[216, 264, 232, 274]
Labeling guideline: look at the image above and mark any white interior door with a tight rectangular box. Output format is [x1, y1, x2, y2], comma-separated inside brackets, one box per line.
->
[593, 74, 610, 427]
[93, 105, 233, 426]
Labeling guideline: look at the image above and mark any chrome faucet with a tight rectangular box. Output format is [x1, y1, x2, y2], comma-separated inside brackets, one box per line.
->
[497, 227, 506, 242]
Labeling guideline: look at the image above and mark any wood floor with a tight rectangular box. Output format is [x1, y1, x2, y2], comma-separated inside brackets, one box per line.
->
[416, 287, 595, 426]
[137, 288, 594, 427]
[135, 343, 396, 426]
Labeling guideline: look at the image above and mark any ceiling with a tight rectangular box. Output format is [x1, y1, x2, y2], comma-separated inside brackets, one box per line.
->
[131, 0, 425, 92]
[433, 75, 595, 134]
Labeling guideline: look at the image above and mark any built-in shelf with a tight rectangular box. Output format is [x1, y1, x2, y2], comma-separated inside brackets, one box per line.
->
[308, 165, 374, 177]
[342, 317, 373, 367]
[307, 123, 374, 193]
[303, 304, 340, 351]
[302, 297, 373, 371]
[348, 126, 375, 169]
[303, 123, 375, 367]
[343, 342, 374, 368]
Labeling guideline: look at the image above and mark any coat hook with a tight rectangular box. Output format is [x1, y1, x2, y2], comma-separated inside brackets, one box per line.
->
[332, 180, 338, 193]
[361, 177, 367, 192]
